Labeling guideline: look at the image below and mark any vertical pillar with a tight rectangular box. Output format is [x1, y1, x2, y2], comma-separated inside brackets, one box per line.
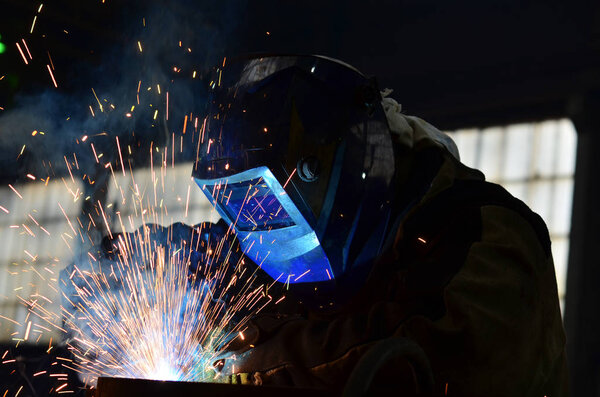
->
[565, 92, 600, 396]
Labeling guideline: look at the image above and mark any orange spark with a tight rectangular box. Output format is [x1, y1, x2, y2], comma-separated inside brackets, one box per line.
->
[16, 43, 28, 64]
[46, 64, 58, 88]
[21, 39, 32, 60]
[282, 168, 297, 189]
[30, 15, 38, 33]
[8, 184, 23, 199]
[116, 136, 125, 176]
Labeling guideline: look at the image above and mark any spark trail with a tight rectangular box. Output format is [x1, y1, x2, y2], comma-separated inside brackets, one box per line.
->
[59, 222, 268, 385]
[0, 2, 267, 392]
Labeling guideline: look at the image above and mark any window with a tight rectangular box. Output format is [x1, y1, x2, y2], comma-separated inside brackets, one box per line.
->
[447, 119, 577, 311]
[0, 163, 219, 343]
[104, 162, 220, 233]
[0, 178, 82, 342]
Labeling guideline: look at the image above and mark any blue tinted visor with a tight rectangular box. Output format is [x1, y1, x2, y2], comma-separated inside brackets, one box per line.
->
[194, 166, 334, 283]
[209, 177, 295, 232]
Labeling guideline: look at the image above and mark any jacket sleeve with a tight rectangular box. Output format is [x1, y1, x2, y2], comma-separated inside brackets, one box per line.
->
[227, 205, 568, 396]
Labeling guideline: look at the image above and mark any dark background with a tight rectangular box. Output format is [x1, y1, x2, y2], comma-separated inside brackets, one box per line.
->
[1, 0, 599, 395]
[3, 0, 599, 129]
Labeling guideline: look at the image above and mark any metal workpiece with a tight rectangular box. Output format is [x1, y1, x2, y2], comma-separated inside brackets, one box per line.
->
[90, 377, 330, 397]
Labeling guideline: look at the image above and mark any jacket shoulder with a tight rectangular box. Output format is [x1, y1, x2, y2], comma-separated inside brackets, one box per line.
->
[404, 179, 551, 258]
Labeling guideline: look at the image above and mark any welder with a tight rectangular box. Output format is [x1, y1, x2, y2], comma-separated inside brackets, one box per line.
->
[185, 54, 569, 395]
[183, 54, 569, 395]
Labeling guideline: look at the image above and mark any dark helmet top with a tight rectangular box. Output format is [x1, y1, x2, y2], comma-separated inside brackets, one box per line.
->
[193, 54, 395, 282]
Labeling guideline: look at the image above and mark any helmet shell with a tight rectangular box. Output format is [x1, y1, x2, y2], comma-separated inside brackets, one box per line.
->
[193, 55, 395, 278]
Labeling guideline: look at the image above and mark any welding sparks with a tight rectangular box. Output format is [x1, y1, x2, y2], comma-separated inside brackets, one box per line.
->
[55, 224, 270, 384]
[0, 17, 302, 392]
[47, 64, 58, 88]
[91, 88, 103, 112]
[30, 15, 38, 33]
[0, 169, 277, 389]
[166, 91, 169, 120]
[1, 141, 283, 388]
[282, 168, 297, 189]
[8, 184, 23, 199]
[16, 43, 28, 65]
[21, 39, 33, 60]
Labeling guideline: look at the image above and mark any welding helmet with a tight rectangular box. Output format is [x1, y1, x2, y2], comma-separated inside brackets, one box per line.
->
[192, 55, 395, 283]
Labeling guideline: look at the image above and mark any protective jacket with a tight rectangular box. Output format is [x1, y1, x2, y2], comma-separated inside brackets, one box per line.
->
[223, 114, 568, 396]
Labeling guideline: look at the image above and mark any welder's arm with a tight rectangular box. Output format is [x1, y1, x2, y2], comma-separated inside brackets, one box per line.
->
[100, 221, 229, 262]
[224, 206, 568, 396]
